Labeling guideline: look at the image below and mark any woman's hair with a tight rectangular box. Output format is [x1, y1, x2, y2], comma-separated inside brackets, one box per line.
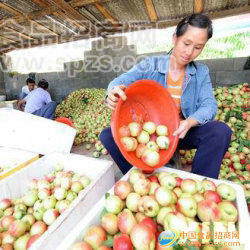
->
[26, 78, 35, 84]
[175, 13, 213, 40]
[38, 79, 49, 89]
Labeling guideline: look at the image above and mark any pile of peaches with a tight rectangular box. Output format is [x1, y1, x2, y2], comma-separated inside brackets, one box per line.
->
[119, 121, 170, 167]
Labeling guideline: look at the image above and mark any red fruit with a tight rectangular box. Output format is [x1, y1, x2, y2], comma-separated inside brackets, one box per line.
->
[238, 176, 245, 181]
[128, 122, 142, 137]
[114, 181, 133, 200]
[224, 152, 231, 159]
[1, 216, 15, 230]
[246, 164, 250, 171]
[70, 242, 93, 250]
[1, 243, 14, 250]
[140, 218, 158, 236]
[113, 233, 133, 250]
[84, 226, 106, 249]
[8, 220, 27, 238]
[98, 247, 111, 250]
[242, 112, 248, 119]
[175, 177, 183, 187]
[27, 234, 42, 249]
[45, 175, 55, 183]
[118, 209, 136, 235]
[119, 126, 131, 137]
[0, 199, 11, 210]
[142, 150, 160, 167]
[136, 144, 147, 159]
[179, 150, 185, 156]
[1, 232, 15, 245]
[197, 200, 220, 222]
[181, 158, 187, 165]
[130, 223, 155, 249]
[121, 137, 137, 151]
[147, 175, 159, 184]
[30, 221, 47, 236]
[238, 153, 245, 160]
[240, 159, 246, 165]
[135, 212, 148, 223]
[101, 213, 118, 235]
[204, 191, 222, 204]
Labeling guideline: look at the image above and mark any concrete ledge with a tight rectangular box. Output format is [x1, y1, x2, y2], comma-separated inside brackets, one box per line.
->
[198, 58, 234, 72]
[92, 37, 128, 50]
[233, 57, 248, 71]
[216, 71, 247, 85]
[209, 72, 216, 86]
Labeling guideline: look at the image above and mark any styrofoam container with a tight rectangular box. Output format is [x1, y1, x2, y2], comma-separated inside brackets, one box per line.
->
[0, 95, 6, 101]
[0, 108, 76, 155]
[0, 152, 114, 249]
[0, 147, 39, 180]
[58, 166, 250, 250]
[0, 100, 16, 109]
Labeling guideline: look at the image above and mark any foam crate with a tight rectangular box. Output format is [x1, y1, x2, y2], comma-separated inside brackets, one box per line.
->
[0, 153, 114, 249]
[0, 108, 76, 155]
[0, 147, 39, 181]
[58, 167, 250, 250]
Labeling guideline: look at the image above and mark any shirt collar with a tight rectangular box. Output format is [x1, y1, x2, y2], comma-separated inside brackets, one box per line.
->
[157, 53, 196, 75]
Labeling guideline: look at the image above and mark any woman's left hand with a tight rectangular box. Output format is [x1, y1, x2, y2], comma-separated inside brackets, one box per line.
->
[173, 118, 199, 139]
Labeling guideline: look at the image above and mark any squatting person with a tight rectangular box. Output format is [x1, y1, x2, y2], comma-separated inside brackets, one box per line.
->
[19, 79, 57, 120]
[100, 13, 232, 179]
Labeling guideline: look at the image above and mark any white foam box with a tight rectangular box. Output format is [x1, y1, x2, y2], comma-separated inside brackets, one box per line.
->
[0, 108, 76, 155]
[0, 100, 17, 109]
[58, 167, 250, 250]
[0, 152, 114, 249]
[0, 147, 39, 180]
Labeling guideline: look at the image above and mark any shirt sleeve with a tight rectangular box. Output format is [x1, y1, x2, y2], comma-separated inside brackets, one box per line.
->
[22, 86, 29, 94]
[188, 67, 218, 125]
[23, 91, 31, 101]
[45, 92, 52, 104]
[106, 57, 153, 95]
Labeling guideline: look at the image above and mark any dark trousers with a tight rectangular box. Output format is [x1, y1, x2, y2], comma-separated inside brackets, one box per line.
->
[32, 101, 57, 120]
[99, 121, 232, 179]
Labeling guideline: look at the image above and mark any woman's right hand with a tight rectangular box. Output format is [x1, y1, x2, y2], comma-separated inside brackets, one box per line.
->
[106, 85, 127, 110]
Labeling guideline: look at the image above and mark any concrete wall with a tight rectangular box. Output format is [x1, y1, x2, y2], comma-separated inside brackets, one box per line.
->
[0, 58, 5, 95]
[0, 71, 4, 95]
[140, 51, 250, 87]
[3, 37, 250, 102]
[199, 57, 249, 86]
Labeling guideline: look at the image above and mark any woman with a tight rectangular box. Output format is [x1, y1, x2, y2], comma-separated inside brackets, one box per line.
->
[100, 14, 232, 179]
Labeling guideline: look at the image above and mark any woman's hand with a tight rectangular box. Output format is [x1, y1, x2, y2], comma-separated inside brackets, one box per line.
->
[106, 85, 127, 110]
[173, 118, 198, 139]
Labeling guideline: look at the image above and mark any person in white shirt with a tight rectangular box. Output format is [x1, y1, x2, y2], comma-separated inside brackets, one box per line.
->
[19, 78, 36, 99]
[19, 79, 57, 120]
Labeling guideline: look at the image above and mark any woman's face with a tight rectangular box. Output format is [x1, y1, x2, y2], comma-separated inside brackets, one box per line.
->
[172, 25, 208, 66]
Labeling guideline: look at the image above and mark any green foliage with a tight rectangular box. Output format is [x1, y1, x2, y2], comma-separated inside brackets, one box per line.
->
[7, 71, 19, 78]
[138, 31, 250, 59]
[198, 32, 249, 59]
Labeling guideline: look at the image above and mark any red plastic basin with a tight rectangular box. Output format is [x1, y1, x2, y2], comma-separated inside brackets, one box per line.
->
[111, 79, 180, 171]
[55, 117, 74, 127]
